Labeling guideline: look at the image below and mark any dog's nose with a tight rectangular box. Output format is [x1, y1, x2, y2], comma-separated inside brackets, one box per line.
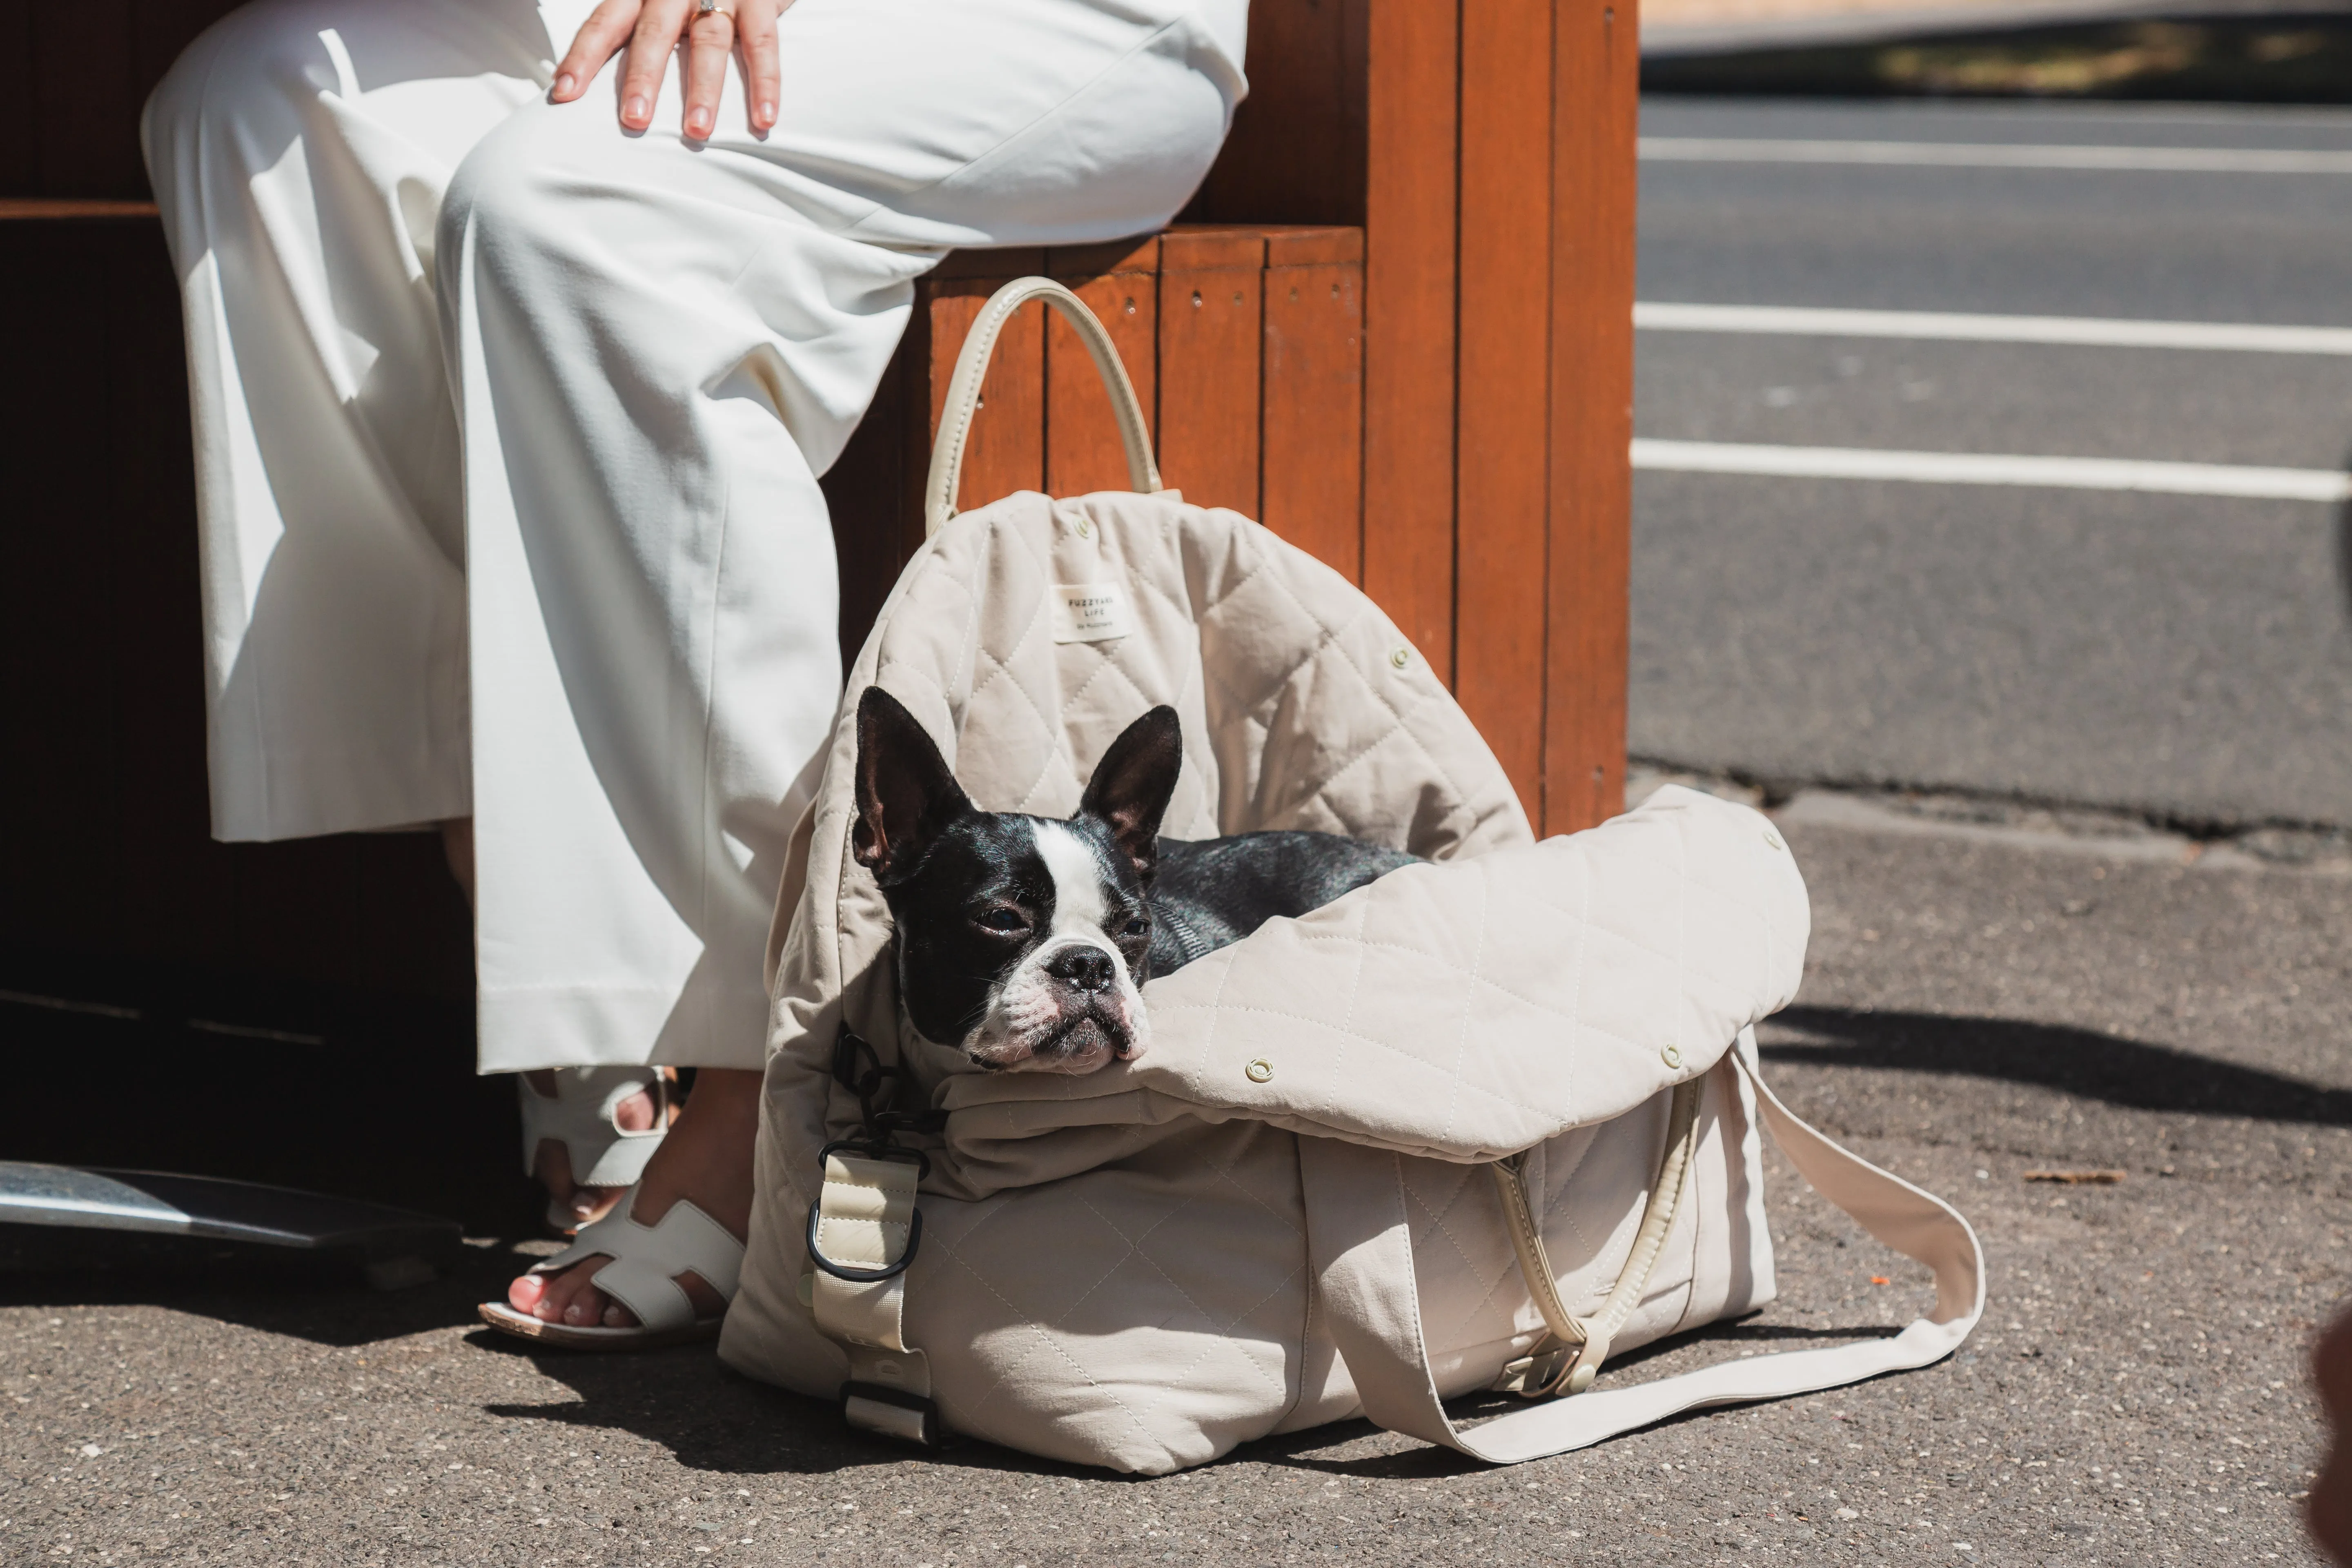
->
[1045, 946, 1116, 993]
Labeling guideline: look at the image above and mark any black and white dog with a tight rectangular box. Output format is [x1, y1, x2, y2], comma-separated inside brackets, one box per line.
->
[853, 687, 1416, 1075]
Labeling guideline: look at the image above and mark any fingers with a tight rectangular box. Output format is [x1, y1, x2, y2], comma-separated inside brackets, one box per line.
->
[736, 0, 783, 134]
[618, 0, 694, 131]
[551, 0, 642, 101]
[679, 1, 733, 141]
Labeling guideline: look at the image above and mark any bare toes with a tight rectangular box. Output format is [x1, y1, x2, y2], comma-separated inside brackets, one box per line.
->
[613, 1088, 659, 1134]
[508, 1271, 549, 1314]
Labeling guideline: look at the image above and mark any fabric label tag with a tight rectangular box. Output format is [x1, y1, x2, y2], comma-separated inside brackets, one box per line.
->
[1051, 582, 1135, 644]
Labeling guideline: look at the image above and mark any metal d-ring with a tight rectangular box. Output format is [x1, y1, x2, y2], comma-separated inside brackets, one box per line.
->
[806, 1139, 928, 1283]
[804, 1199, 923, 1283]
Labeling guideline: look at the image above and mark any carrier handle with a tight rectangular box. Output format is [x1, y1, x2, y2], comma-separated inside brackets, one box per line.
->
[924, 276, 1162, 538]
[1490, 1074, 1706, 1397]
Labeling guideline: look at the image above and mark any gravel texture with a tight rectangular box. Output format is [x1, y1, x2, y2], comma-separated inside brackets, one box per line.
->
[4, 811, 2347, 1565]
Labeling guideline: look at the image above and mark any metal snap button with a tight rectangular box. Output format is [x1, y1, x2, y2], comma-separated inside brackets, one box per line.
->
[1390, 646, 1412, 670]
[1661, 1045, 1684, 1071]
[1245, 1059, 1274, 1084]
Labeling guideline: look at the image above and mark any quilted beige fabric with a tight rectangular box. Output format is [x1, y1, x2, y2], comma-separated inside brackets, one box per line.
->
[719, 490, 1811, 1472]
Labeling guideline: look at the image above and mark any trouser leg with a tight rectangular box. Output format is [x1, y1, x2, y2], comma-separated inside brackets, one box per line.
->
[441, 0, 1242, 1074]
[142, 0, 576, 839]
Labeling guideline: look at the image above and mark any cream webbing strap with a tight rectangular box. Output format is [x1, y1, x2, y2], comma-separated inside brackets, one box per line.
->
[922, 276, 1163, 538]
[1490, 1075, 1706, 1396]
[1303, 1029, 1985, 1465]
[805, 1152, 938, 1444]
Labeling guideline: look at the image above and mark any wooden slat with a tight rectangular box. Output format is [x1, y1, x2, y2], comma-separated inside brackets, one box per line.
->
[1259, 254, 1363, 579]
[0, 199, 158, 219]
[1045, 234, 1160, 279]
[1045, 248, 1160, 500]
[924, 277, 1046, 518]
[1185, 0, 1366, 229]
[1156, 237, 1265, 517]
[1261, 226, 1363, 267]
[1455, 0, 1557, 822]
[1360, 0, 1459, 681]
[1542, 0, 1638, 833]
[1158, 226, 1266, 272]
[929, 247, 1046, 281]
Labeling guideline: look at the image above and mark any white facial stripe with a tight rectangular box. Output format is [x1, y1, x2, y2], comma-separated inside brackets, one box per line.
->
[1033, 820, 1111, 941]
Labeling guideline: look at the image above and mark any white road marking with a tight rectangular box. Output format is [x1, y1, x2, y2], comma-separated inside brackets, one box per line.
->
[1631, 439, 2352, 502]
[1634, 302, 2352, 356]
[1639, 136, 2352, 174]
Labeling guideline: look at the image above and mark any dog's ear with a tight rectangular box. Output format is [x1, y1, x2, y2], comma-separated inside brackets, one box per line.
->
[853, 687, 972, 879]
[1078, 706, 1182, 880]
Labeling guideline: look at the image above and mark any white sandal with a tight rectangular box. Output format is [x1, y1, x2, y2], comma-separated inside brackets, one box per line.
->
[478, 1185, 744, 1351]
[519, 1066, 670, 1232]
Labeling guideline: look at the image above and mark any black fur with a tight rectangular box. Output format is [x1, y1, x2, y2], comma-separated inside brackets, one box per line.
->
[852, 686, 1417, 1070]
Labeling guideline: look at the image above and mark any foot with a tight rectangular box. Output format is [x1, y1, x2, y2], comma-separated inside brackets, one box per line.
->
[526, 1069, 671, 1230]
[507, 1067, 760, 1328]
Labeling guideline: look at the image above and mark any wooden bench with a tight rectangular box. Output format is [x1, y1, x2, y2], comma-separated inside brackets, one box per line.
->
[0, 1, 1635, 1025]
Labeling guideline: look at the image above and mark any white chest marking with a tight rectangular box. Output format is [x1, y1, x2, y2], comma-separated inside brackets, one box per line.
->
[1033, 820, 1111, 940]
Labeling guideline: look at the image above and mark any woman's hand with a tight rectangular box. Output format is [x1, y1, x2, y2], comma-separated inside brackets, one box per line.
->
[550, 0, 785, 140]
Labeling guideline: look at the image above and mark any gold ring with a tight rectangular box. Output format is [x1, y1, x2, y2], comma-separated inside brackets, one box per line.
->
[693, 0, 733, 20]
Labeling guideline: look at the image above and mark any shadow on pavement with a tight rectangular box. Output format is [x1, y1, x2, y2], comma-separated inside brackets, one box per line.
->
[1236, 1317, 1906, 1478]
[0, 1232, 528, 1346]
[1763, 1005, 2352, 1125]
[473, 1332, 1117, 1481]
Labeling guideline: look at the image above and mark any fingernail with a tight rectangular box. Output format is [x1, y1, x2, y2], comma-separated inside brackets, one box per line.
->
[624, 94, 648, 122]
[758, 101, 776, 125]
[686, 109, 710, 137]
[554, 71, 575, 96]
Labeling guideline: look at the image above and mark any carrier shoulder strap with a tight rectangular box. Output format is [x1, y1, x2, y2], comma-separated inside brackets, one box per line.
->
[1300, 1029, 1985, 1464]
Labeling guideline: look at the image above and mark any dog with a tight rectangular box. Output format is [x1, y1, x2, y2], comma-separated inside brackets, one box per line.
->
[852, 687, 1417, 1075]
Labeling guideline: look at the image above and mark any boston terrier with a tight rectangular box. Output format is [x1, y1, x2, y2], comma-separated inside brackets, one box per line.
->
[852, 687, 1417, 1076]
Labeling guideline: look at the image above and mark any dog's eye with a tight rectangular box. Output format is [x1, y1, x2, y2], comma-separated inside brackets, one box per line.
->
[976, 908, 1028, 933]
[1121, 916, 1150, 936]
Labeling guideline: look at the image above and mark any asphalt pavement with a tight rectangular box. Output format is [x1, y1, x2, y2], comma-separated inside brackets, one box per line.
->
[8, 800, 2348, 1565]
[1633, 96, 2352, 830]
[9, 88, 2352, 1568]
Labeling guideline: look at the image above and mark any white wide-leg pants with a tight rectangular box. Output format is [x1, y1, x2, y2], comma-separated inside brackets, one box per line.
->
[144, 0, 1243, 1073]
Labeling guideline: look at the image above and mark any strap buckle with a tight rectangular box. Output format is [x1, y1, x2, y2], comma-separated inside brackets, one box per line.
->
[831, 1031, 948, 1144]
[805, 1144, 926, 1283]
[840, 1381, 944, 1447]
[812, 1031, 940, 1283]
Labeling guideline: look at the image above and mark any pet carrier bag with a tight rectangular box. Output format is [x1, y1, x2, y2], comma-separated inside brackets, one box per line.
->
[718, 277, 1982, 1473]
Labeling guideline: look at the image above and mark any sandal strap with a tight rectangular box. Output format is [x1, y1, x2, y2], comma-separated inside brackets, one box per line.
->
[519, 1067, 668, 1188]
[530, 1189, 744, 1333]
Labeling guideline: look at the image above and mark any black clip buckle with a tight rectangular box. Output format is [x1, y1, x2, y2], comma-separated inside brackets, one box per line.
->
[806, 1139, 927, 1283]
[840, 1381, 944, 1447]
